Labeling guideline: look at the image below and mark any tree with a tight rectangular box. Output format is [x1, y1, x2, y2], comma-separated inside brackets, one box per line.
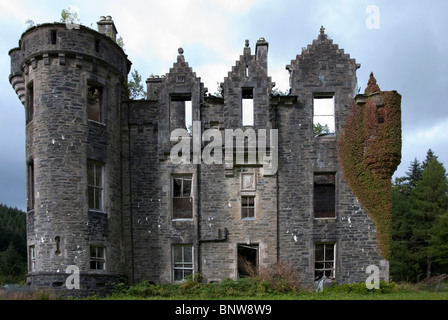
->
[429, 211, 448, 266]
[60, 7, 80, 25]
[313, 123, 330, 136]
[127, 69, 147, 100]
[410, 155, 448, 278]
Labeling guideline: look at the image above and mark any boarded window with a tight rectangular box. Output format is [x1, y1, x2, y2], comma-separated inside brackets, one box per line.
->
[241, 196, 255, 219]
[314, 243, 335, 280]
[172, 245, 194, 281]
[313, 173, 336, 218]
[173, 176, 193, 219]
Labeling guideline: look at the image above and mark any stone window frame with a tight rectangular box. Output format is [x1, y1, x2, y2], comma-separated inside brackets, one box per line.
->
[25, 81, 34, 124]
[172, 244, 194, 282]
[89, 245, 106, 271]
[169, 93, 193, 135]
[240, 172, 256, 220]
[171, 174, 194, 220]
[241, 87, 254, 127]
[314, 242, 336, 280]
[29, 245, 36, 272]
[85, 74, 107, 125]
[313, 93, 335, 136]
[241, 195, 256, 220]
[313, 171, 337, 220]
[87, 160, 105, 213]
[26, 159, 35, 213]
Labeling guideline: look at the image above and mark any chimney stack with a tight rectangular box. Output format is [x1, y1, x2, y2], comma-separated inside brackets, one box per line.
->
[255, 37, 269, 74]
[97, 16, 117, 42]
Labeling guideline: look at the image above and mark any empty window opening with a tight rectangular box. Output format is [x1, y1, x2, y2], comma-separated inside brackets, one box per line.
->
[172, 245, 194, 281]
[238, 244, 258, 277]
[95, 39, 100, 52]
[55, 236, 61, 256]
[29, 245, 36, 272]
[170, 95, 192, 134]
[88, 161, 104, 211]
[313, 173, 336, 218]
[87, 84, 103, 123]
[172, 176, 193, 219]
[90, 246, 106, 270]
[26, 82, 34, 124]
[313, 95, 335, 135]
[241, 196, 255, 219]
[242, 88, 254, 126]
[245, 65, 249, 77]
[314, 243, 336, 281]
[50, 30, 57, 45]
[27, 161, 34, 212]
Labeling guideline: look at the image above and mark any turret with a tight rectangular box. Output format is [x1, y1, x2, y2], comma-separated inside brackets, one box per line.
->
[9, 17, 131, 296]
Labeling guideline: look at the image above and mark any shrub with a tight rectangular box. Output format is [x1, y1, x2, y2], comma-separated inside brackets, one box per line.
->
[258, 260, 302, 293]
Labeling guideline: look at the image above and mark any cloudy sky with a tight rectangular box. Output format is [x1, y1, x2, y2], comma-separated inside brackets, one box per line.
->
[1, 0, 447, 211]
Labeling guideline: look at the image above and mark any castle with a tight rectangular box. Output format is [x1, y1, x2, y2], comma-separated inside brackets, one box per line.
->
[9, 16, 401, 296]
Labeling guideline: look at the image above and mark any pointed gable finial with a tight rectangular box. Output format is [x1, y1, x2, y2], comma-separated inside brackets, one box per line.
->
[365, 72, 381, 95]
[245, 39, 249, 48]
[177, 47, 185, 62]
[320, 25, 325, 35]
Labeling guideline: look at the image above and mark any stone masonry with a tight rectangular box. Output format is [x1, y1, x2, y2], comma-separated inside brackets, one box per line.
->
[9, 18, 400, 296]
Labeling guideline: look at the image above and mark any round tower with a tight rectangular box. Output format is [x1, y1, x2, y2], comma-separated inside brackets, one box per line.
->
[9, 17, 131, 296]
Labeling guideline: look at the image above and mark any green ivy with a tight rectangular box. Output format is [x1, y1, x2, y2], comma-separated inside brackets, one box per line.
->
[338, 74, 401, 260]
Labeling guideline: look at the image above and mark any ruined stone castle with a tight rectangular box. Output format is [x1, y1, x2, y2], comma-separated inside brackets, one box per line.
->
[9, 16, 401, 295]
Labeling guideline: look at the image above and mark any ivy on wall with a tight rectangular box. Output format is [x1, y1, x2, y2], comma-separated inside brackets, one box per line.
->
[338, 73, 402, 260]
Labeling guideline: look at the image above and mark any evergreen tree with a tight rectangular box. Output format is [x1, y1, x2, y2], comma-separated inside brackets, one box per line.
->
[410, 155, 448, 278]
[429, 211, 448, 266]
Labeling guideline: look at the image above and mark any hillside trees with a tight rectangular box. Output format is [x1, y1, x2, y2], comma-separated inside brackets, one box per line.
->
[0, 204, 26, 284]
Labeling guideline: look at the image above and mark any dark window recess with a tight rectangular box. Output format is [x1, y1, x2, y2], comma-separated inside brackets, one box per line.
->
[170, 95, 192, 133]
[173, 176, 193, 219]
[50, 30, 57, 45]
[238, 244, 258, 277]
[87, 85, 102, 122]
[27, 161, 34, 212]
[26, 83, 34, 124]
[55, 236, 61, 256]
[313, 173, 336, 218]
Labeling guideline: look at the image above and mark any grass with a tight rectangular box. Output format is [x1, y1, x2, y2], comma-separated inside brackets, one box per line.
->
[81, 278, 448, 301]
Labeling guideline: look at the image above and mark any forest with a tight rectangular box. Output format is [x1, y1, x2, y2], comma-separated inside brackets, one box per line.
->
[0, 149, 447, 285]
[0, 203, 26, 284]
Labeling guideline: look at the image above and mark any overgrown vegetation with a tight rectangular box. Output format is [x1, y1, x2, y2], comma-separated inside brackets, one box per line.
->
[338, 73, 402, 259]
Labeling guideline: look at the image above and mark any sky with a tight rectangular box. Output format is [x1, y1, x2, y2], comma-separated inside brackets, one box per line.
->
[0, 0, 447, 211]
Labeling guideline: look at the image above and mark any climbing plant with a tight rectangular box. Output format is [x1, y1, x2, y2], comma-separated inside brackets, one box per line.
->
[338, 73, 402, 260]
